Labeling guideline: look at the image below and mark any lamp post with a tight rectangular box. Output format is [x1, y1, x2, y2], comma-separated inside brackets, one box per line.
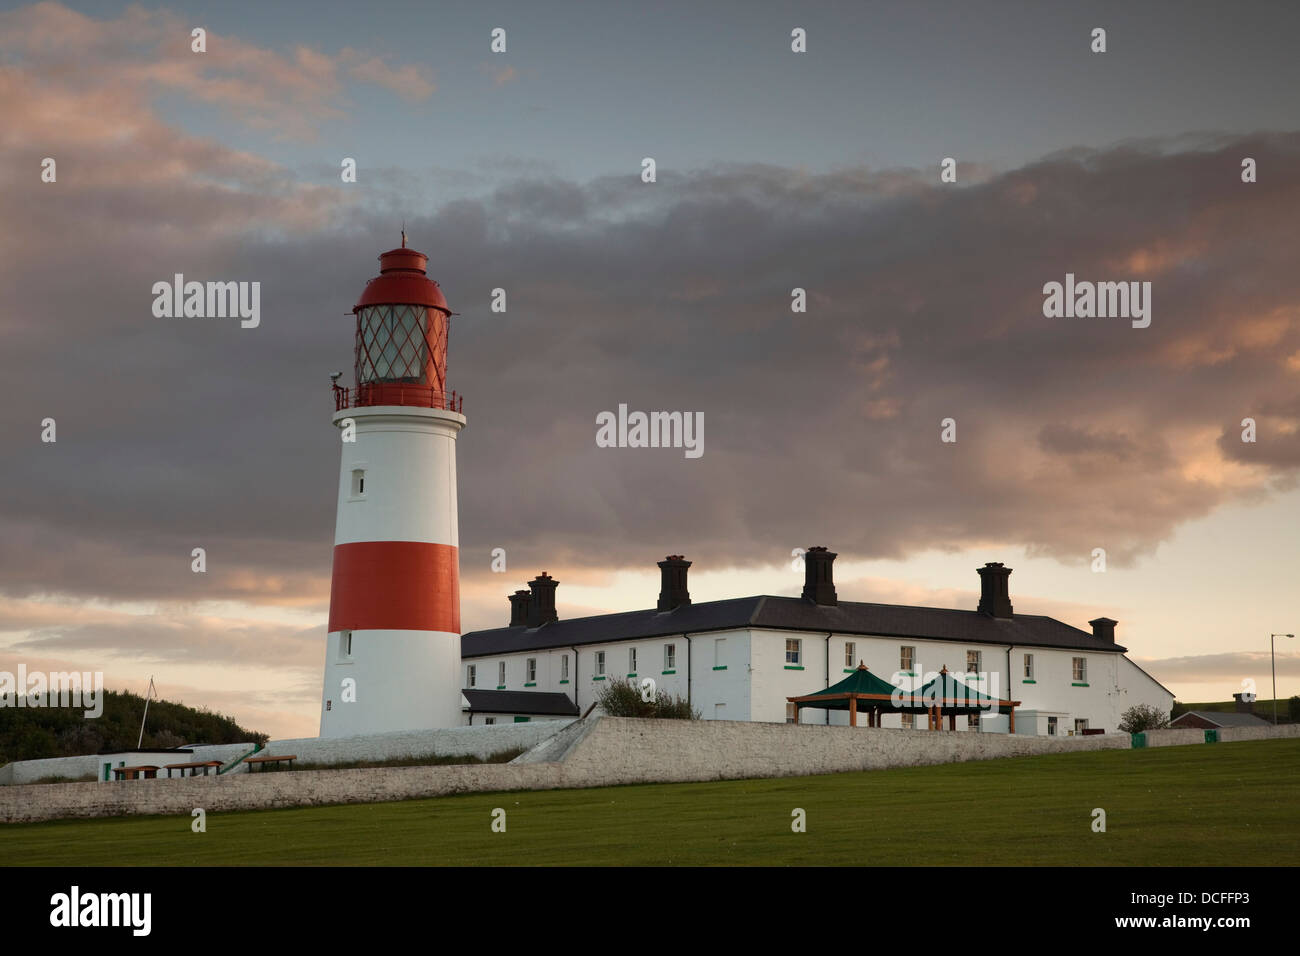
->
[1271, 633, 1294, 725]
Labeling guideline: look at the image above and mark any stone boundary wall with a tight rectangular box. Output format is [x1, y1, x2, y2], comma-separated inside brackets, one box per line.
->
[0, 720, 573, 786]
[3, 717, 1297, 824]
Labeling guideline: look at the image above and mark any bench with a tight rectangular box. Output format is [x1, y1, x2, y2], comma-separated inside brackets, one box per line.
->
[112, 765, 160, 781]
[243, 754, 298, 772]
[162, 760, 224, 778]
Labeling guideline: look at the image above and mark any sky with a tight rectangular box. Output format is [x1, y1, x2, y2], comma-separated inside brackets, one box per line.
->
[1, 0, 1299, 738]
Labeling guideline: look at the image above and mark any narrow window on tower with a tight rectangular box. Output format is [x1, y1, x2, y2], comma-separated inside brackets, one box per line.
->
[350, 468, 366, 498]
[467, 664, 476, 688]
[338, 630, 352, 662]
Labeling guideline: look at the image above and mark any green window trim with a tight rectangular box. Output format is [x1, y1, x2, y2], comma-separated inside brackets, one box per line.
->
[784, 665, 805, 671]
[843, 668, 856, 673]
[626, 673, 637, 678]
[899, 670, 917, 677]
[662, 669, 676, 675]
[1072, 681, 1089, 687]
[712, 665, 728, 671]
[496, 684, 506, 690]
[592, 675, 606, 681]
[523, 682, 536, 687]
[1022, 679, 1037, 684]
[558, 679, 570, 684]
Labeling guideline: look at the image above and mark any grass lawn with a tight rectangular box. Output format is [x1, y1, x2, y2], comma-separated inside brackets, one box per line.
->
[3, 738, 1297, 866]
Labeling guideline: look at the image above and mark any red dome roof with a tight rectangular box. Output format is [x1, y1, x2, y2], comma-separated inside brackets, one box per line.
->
[353, 246, 450, 313]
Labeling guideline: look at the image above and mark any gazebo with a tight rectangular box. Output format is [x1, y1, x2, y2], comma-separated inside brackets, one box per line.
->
[786, 662, 903, 727]
[895, 665, 1021, 732]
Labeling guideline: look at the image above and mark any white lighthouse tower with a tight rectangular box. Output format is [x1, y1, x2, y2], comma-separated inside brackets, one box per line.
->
[320, 237, 467, 736]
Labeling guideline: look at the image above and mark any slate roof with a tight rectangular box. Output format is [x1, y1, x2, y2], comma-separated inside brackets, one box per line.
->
[1171, 710, 1271, 728]
[461, 688, 579, 716]
[461, 594, 1126, 658]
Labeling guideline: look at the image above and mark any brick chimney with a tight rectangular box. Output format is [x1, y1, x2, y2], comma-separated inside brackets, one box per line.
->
[526, 572, 559, 627]
[977, 562, 1013, 618]
[657, 555, 692, 611]
[1233, 692, 1255, 714]
[508, 589, 531, 627]
[802, 546, 837, 606]
[1089, 617, 1117, 643]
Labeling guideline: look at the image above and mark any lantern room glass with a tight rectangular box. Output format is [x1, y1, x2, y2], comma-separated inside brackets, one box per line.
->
[356, 304, 430, 384]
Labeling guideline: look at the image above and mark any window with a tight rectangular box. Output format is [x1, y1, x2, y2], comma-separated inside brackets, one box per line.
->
[714, 638, 726, 669]
[485, 717, 495, 726]
[497, 661, 506, 688]
[786, 702, 798, 724]
[967, 713, 980, 732]
[628, 647, 637, 675]
[900, 646, 915, 673]
[785, 638, 802, 665]
[901, 713, 915, 730]
[467, 664, 476, 688]
[664, 643, 676, 671]
[1072, 657, 1087, 683]
[844, 642, 856, 668]
[967, 650, 981, 674]
[350, 469, 366, 497]
[1047, 716, 1058, 736]
[561, 655, 569, 680]
[526, 658, 537, 683]
[1074, 719, 1089, 735]
[338, 630, 352, 661]
[595, 651, 606, 677]
[1023, 654, 1034, 680]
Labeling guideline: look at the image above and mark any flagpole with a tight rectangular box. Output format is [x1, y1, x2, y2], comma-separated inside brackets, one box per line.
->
[137, 676, 155, 749]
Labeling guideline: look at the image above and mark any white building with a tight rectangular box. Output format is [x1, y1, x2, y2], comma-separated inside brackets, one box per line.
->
[460, 552, 1173, 735]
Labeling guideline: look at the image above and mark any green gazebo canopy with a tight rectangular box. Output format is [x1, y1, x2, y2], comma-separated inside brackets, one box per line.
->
[787, 662, 901, 711]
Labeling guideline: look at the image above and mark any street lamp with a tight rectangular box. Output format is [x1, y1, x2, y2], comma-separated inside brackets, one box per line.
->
[1271, 633, 1294, 725]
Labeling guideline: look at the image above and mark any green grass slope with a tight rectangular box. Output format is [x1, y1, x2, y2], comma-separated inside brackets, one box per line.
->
[3, 738, 1297, 866]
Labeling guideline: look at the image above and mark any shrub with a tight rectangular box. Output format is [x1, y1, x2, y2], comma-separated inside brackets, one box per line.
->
[1119, 703, 1171, 733]
[595, 678, 700, 720]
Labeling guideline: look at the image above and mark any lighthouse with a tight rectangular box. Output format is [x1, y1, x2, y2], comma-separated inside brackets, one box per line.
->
[320, 238, 466, 736]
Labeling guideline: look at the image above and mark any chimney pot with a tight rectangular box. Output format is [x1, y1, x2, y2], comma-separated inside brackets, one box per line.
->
[526, 572, 559, 627]
[801, 546, 838, 606]
[976, 562, 1014, 618]
[508, 589, 531, 627]
[1088, 616, 1118, 644]
[657, 555, 692, 611]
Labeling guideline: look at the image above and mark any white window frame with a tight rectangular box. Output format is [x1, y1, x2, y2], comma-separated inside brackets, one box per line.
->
[844, 642, 856, 668]
[785, 638, 801, 665]
[901, 713, 915, 730]
[664, 643, 676, 671]
[561, 655, 569, 680]
[1024, 654, 1034, 679]
[526, 658, 537, 683]
[595, 651, 606, 677]
[628, 647, 637, 675]
[1047, 716, 1058, 736]
[967, 650, 981, 674]
[1073, 657, 1087, 682]
[786, 702, 798, 724]
[900, 646, 915, 673]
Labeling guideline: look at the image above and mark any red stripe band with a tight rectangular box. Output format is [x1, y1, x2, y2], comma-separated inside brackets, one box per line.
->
[328, 541, 460, 633]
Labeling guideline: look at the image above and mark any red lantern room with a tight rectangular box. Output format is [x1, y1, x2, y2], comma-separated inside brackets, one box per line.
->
[333, 234, 462, 413]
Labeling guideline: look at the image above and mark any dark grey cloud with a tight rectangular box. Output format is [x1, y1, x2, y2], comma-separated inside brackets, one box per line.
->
[4, 124, 1300, 620]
